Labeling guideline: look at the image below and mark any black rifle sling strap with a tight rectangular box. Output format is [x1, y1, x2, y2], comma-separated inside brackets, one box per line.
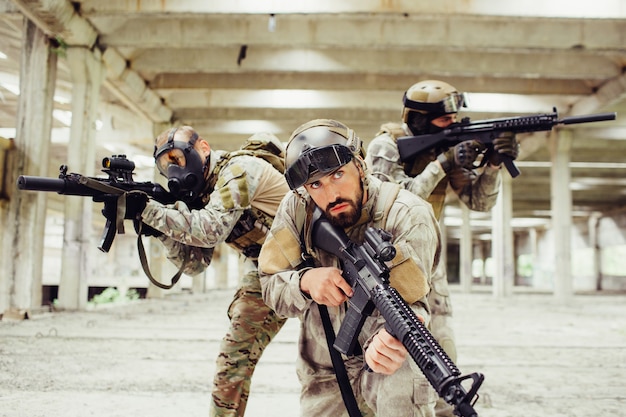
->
[296, 201, 361, 416]
[318, 304, 363, 417]
[136, 224, 189, 290]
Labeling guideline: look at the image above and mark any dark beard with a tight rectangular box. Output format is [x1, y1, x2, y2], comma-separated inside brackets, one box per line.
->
[324, 183, 364, 228]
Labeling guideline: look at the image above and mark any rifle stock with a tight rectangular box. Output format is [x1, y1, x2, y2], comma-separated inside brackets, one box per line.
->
[397, 109, 617, 178]
[17, 155, 176, 252]
[311, 207, 483, 417]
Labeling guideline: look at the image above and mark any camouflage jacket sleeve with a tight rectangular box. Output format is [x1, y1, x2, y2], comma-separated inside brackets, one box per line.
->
[141, 154, 267, 269]
[257, 191, 313, 319]
[155, 234, 215, 276]
[365, 133, 445, 200]
[455, 164, 502, 212]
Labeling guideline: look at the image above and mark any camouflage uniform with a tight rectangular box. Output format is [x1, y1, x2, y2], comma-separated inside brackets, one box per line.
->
[365, 124, 501, 416]
[258, 176, 441, 417]
[142, 150, 290, 417]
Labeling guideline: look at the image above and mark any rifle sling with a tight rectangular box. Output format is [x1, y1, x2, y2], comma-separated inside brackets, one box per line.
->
[77, 175, 188, 290]
[318, 304, 363, 417]
[135, 223, 189, 290]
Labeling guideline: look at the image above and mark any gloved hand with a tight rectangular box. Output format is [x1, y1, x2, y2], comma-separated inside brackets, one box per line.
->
[488, 131, 519, 166]
[448, 167, 477, 192]
[437, 140, 485, 173]
[123, 191, 149, 220]
[133, 219, 163, 237]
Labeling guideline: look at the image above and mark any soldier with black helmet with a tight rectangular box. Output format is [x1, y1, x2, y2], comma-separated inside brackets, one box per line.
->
[259, 119, 441, 417]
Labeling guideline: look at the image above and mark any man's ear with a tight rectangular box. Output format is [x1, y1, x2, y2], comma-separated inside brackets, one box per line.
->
[198, 138, 211, 156]
[355, 157, 365, 179]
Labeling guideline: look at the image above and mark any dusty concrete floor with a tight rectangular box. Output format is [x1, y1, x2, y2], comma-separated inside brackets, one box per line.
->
[0, 287, 625, 417]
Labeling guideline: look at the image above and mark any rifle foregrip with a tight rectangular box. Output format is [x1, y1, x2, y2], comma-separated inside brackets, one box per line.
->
[371, 286, 460, 388]
[372, 286, 482, 416]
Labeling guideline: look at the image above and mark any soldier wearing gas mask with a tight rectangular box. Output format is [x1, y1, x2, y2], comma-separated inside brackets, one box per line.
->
[365, 80, 519, 417]
[125, 126, 290, 417]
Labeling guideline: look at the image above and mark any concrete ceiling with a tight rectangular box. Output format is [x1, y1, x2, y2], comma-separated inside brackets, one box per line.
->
[1, 0, 626, 233]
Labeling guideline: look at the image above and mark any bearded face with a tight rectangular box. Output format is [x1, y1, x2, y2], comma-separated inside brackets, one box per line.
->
[324, 179, 364, 228]
[305, 160, 366, 229]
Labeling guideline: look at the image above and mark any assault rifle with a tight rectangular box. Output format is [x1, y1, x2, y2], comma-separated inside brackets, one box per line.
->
[311, 207, 484, 417]
[16, 155, 176, 252]
[397, 108, 617, 178]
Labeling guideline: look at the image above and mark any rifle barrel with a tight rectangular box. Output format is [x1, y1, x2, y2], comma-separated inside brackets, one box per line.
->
[17, 176, 66, 192]
[560, 112, 616, 125]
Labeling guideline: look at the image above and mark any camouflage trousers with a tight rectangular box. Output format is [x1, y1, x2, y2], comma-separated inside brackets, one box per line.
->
[427, 261, 457, 417]
[209, 287, 287, 417]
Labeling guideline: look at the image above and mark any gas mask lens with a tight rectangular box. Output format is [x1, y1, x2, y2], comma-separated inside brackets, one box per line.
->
[285, 144, 354, 189]
[155, 148, 187, 177]
[153, 141, 208, 202]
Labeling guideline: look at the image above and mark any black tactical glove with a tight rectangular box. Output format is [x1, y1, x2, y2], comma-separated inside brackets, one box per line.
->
[123, 191, 149, 220]
[488, 131, 519, 166]
[448, 167, 477, 193]
[133, 219, 163, 237]
[437, 140, 485, 173]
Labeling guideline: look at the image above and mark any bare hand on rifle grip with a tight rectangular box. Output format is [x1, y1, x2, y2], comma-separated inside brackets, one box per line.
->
[300, 267, 354, 306]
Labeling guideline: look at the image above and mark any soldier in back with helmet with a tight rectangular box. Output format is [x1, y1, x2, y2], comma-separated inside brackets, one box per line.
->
[258, 119, 441, 417]
[365, 80, 519, 416]
[126, 126, 291, 416]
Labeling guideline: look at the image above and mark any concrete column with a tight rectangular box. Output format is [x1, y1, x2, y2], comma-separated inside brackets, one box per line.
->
[192, 272, 207, 294]
[492, 172, 514, 297]
[57, 47, 103, 310]
[529, 227, 538, 285]
[459, 204, 473, 292]
[214, 245, 230, 289]
[473, 242, 487, 285]
[0, 20, 56, 315]
[588, 212, 602, 291]
[550, 130, 573, 302]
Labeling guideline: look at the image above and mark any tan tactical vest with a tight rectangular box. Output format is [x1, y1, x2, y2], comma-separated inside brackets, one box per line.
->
[207, 149, 284, 259]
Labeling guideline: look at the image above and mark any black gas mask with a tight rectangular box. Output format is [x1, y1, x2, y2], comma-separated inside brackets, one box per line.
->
[154, 129, 209, 203]
[406, 111, 453, 136]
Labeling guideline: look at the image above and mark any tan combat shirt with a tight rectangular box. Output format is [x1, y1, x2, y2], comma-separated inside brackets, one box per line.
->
[258, 176, 441, 381]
